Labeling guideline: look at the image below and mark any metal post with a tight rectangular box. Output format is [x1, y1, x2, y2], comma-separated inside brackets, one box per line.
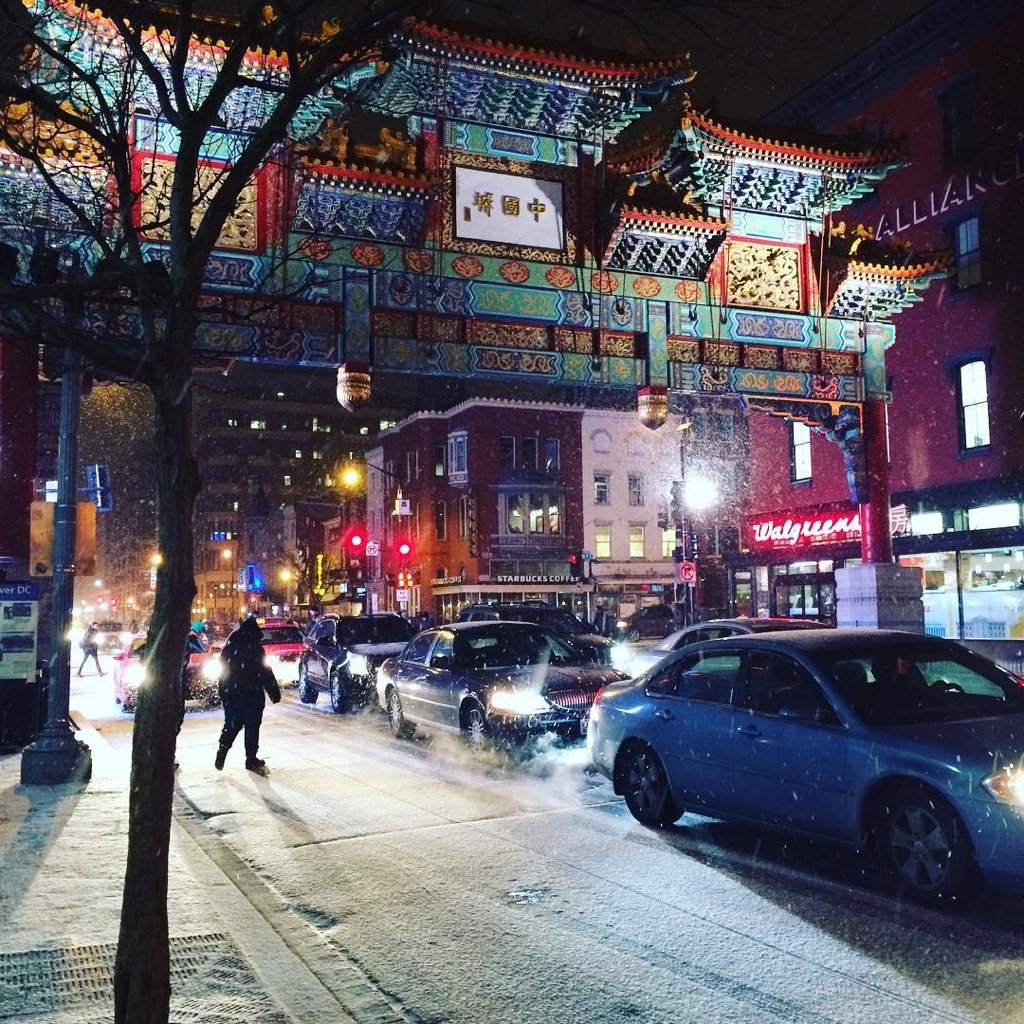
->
[22, 346, 91, 783]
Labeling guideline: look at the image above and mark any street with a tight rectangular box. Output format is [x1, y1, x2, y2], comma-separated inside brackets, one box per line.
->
[65, 661, 1024, 1024]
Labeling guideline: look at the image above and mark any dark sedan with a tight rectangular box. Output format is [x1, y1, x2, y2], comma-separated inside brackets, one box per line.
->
[589, 629, 1024, 904]
[376, 621, 628, 747]
[455, 603, 615, 665]
[298, 613, 417, 713]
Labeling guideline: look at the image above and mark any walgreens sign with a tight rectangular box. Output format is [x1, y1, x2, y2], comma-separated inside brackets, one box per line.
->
[745, 504, 908, 552]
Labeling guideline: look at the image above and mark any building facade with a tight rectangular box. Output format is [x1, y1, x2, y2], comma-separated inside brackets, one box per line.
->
[743, 0, 1024, 645]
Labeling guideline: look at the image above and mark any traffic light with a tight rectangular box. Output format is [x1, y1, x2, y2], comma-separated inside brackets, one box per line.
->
[688, 529, 700, 560]
[396, 570, 410, 588]
[347, 558, 363, 584]
[672, 546, 685, 563]
[343, 524, 366, 556]
[86, 463, 112, 511]
[395, 537, 412, 561]
[568, 550, 583, 580]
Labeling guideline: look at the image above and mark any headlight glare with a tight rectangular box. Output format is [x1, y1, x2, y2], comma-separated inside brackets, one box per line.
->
[983, 765, 1024, 804]
[488, 688, 550, 716]
[201, 659, 223, 681]
[125, 663, 148, 688]
[347, 653, 369, 677]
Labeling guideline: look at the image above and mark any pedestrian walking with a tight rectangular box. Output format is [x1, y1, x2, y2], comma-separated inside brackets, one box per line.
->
[214, 617, 281, 776]
[77, 623, 104, 676]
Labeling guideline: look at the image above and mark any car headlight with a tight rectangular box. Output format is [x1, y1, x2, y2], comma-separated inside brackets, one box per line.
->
[201, 659, 223, 682]
[488, 688, 551, 716]
[346, 653, 369, 677]
[610, 644, 634, 674]
[616, 619, 628, 630]
[125, 663, 148, 688]
[983, 766, 1024, 804]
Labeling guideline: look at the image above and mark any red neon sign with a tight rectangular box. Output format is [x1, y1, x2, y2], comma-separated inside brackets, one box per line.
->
[746, 508, 861, 551]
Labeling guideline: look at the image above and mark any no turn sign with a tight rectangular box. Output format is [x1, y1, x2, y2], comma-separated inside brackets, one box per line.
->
[678, 560, 697, 584]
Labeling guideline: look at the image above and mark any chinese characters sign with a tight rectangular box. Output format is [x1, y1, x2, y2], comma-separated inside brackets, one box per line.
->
[454, 167, 564, 251]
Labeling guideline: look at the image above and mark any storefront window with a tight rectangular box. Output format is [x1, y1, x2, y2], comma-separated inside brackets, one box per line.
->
[962, 548, 1024, 639]
[900, 552, 958, 638]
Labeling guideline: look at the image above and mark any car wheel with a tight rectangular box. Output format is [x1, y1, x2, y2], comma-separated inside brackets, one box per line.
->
[298, 663, 318, 704]
[329, 671, 348, 714]
[874, 784, 973, 904]
[621, 743, 682, 828]
[386, 686, 411, 738]
[461, 701, 489, 750]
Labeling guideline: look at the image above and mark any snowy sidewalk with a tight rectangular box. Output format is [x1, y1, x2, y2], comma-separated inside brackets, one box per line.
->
[0, 720, 373, 1024]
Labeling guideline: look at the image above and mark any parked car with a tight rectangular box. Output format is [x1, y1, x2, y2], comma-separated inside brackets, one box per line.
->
[113, 631, 220, 713]
[612, 616, 831, 677]
[95, 619, 131, 654]
[589, 628, 1024, 904]
[455, 602, 615, 665]
[612, 603, 676, 642]
[298, 613, 417, 713]
[377, 621, 628, 748]
[260, 622, 305, 686]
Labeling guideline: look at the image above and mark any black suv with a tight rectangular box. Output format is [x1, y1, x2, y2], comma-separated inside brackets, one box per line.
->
[612, 603, 677, 642]
[298, 613, 417, 713]
[455, 603, 614, 665]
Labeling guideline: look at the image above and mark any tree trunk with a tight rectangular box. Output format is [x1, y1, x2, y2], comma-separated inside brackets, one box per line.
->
[113, 376, 199, 1024]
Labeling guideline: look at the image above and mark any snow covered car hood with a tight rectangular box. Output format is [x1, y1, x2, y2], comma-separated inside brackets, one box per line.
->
[349, 641, 409, 659]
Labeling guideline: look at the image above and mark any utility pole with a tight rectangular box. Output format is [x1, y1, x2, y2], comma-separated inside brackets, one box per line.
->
[22, 346, 91, 783]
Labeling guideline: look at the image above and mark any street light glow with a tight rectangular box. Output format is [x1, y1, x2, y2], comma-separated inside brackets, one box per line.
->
[684, 475, 718, 511]
[340, 464, 362, 488]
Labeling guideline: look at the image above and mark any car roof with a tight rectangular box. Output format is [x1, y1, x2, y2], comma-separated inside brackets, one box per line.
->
[693, 628, 961, 655]
[324, 612, 406, 622]
[706, 617, 830, 632]
[432, 620, 552, 634]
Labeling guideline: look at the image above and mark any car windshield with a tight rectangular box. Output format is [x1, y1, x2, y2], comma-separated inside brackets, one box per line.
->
[262, 626, 304, 645]
[336, 617, 416, 645]
[825, 641, 1024, 725]
[457, 625, 576, 670]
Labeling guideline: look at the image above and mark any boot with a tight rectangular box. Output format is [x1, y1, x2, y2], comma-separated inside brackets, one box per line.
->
[245, 757, 267, 776]
[214, 745, 228, 771]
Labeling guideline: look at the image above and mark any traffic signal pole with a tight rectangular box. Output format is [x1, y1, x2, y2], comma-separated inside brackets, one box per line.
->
[22, 347, 91, 784]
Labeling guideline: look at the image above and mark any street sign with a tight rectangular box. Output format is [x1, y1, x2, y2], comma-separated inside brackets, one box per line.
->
[365, 541, 380, 557]
[678, 560, 697, 584]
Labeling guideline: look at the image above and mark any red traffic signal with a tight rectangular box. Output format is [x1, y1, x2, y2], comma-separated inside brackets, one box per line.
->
[343, 525, 366, 554]
[395, 538, 412, 559]
[567, 550, 584, 579]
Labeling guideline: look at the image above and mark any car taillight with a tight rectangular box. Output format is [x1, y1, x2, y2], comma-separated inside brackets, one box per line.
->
[593, 686, 605, 706]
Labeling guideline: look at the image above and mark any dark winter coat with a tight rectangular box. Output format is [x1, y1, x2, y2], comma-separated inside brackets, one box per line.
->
[218, 619, 280, 706]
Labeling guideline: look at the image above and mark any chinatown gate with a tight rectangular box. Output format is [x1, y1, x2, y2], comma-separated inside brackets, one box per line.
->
[0, 14, 949, 629]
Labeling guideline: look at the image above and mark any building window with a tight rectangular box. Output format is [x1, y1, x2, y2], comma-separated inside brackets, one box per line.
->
[629, 525, 645, 558]
[227, 417, 238, 427]
[283, 475, 292, 487]
[790, 421, 812, 482]
[249, 419, 266, 430]
[661, 528, 675, 557]
[447, 431, 468, 483]
[435, 500, 447, 540]
[545, 438, 559, 472]
[434, 445, 445, 476]
[294, 449, 302, 459]
[501, 492, 563, 537]
[312, 450, 323, 460]
[594, 472, 610, 505]
[522, 437, 538, 471]
[458, 496, 469, 538]
[942, 79, 975, 164]
[499, 436, 516, 472]
[628, 474, 644, 507]
[951, 216, 981, 290]
[595, 524, 611, 559]
[957, 360, 990, 450]
[507, 494, 524, 534]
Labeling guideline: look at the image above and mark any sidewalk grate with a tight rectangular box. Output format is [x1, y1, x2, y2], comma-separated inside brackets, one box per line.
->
[0, 934, 290, 1022]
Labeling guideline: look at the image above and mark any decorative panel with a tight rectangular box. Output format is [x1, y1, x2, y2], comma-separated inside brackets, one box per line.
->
[781, 349, 818, 373]
[553, 328, 594, 353]
[667, 338, 700, 363]
[725, 241, 801, 312]
[598, 332, 636, 358]
[703, 342, 742, 366]
[467, 320, 550, 349]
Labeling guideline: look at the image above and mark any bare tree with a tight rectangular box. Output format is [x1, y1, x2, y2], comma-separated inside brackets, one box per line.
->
[0, 2, 416, 1019]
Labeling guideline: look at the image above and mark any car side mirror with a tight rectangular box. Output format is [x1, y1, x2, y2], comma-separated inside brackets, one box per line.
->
[430, 654, 452, 670]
